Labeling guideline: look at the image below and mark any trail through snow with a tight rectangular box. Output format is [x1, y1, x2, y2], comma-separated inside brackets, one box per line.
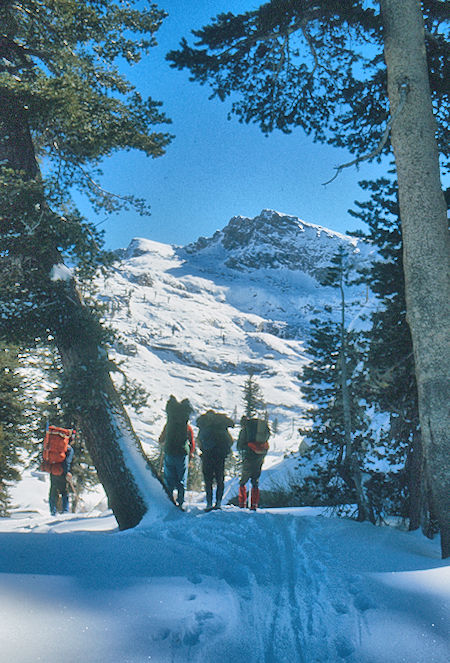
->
[1, 496, 449, 663]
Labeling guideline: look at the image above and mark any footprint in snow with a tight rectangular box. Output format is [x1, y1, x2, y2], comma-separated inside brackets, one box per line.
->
[332, 599, 350, 615]
[187, 573, 202, 585]
[182, 610, 225, 646]
[334, 634, 356, 659]
[353, 592, 376, 612]
[348, 576, 376, 612]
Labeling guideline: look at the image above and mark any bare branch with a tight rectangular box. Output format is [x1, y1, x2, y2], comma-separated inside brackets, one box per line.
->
[75, 161, 133, 205]
[322, 81, 409, 185]
[19, 209, 44, 236]
[51, 142, 132, 206]
[301, 24, 319, 75]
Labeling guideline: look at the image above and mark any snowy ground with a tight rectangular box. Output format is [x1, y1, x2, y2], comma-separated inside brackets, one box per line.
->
[1, 472, 449, 663]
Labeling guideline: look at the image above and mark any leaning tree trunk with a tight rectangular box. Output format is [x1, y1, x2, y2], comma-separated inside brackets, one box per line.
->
[0, 93, 172, 530]
[380, 0, 450, 557]
[53, 283, 172, 529]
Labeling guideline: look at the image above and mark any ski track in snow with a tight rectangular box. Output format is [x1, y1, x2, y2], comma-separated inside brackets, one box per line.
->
[1, 505, 449, 663]
[133, 511, 383, 663]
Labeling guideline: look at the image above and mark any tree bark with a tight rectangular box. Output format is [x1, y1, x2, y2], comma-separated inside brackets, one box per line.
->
[407, 428, 423, 531]
[53, 285, 171, 529]
[1, 90, 172, 531]
[380, 0, 450, 557]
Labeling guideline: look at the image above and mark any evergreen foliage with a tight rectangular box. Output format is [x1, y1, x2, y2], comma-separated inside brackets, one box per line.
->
[299, 249, 374, 521]
[0, 1, 173, 528]
[0, 344, 27, 514]
[242, 372, 266, 418]
[350, 178, 417, 417]
[0, 0, 172, 341]
[187, 454, 203, 493]
[168, 0, 449, 556]
[350, 178, 424, 528]
[167, 1, 448, 161]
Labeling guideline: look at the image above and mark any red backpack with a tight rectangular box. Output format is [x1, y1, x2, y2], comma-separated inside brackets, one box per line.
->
[40, 425, 72, 475]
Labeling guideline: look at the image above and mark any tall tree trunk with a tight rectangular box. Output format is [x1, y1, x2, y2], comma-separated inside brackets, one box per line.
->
[380, 0, 450, 557]
[339, 272, 374, 524]
[1, 93, 172, 530]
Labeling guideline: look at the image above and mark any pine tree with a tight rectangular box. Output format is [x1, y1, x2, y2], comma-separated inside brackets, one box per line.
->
[300, 249, 374, 522]
[0, 344, 27, 514]
[168, 0, 450, 556]
[0, 1, 173, 529]
[242, 372, 266, 418]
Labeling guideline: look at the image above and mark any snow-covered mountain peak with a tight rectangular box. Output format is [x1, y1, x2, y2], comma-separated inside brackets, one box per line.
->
[121, 237, 176, 259]
[185, 209, 368, 276]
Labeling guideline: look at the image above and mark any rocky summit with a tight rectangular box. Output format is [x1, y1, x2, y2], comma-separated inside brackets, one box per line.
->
[184, 209, 371, 277]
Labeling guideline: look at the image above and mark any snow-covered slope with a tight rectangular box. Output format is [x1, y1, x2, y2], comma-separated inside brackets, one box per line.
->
[1, 492, 448, 663]
[98, 209, 374, 487]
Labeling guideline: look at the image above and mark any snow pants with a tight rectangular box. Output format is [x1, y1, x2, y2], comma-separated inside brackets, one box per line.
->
[49, 474, 70, 515]
[239, 453, 266, 509]
[239, 453, 265, 487]
[164, 453, 188, 507]
[201, 451, 226, 507]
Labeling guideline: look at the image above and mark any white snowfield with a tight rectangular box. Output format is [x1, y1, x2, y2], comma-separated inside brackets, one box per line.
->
[1, 477, 449, 663]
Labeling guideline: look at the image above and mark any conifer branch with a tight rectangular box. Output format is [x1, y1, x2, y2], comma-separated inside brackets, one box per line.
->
[322, 81, 409, 185]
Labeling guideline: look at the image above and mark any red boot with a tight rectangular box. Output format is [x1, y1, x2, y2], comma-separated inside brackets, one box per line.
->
[250, 486, 260, 511]
[238, 485, 247, 508]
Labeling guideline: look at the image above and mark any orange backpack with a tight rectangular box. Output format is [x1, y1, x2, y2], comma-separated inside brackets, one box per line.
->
[41, 425, 72, 475]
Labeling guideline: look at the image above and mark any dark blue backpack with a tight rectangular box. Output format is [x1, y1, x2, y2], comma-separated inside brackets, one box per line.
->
[197, 411, 234, 456]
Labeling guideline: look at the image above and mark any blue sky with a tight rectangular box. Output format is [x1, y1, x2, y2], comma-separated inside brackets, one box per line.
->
[81, 0, 390, 250]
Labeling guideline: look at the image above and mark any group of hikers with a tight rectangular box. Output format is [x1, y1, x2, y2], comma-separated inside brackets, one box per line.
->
[159, 395, 271, 511]
[40, 395, 270, 515]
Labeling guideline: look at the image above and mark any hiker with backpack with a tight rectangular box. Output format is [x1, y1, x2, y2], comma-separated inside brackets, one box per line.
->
[237, 416, 270, 510]
[159, 396, 195, 510]
[40, 425, 75, 516]
[197, 410, 234, 511]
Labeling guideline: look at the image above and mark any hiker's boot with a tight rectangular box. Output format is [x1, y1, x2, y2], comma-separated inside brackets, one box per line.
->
[216, 484, 224, 507]
[238, 485, 247, 508]
[205, 486, 213, 511]
[250, 487, 260, 511]
[49, 497, 57, 516]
